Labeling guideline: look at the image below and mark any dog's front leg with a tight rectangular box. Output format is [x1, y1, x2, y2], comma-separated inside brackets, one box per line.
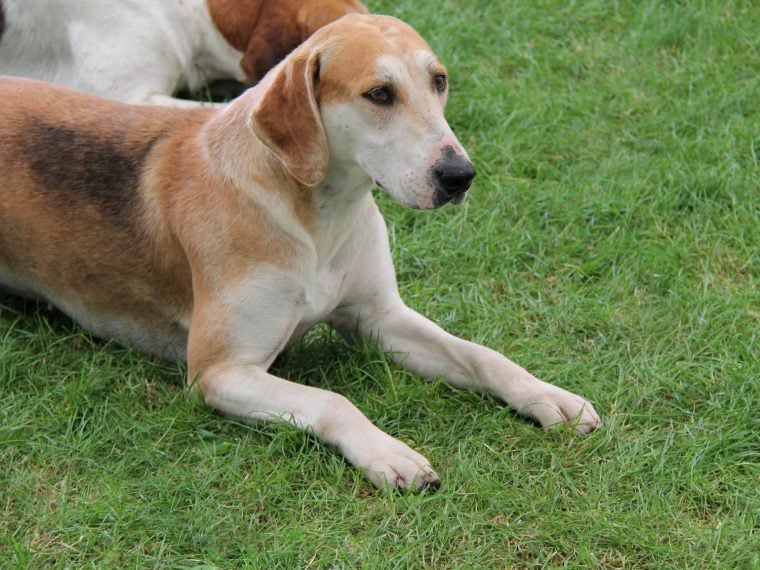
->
[195, 363, 439, 489]
[188, 276, 439, 490]
[336, 300, 601, 433]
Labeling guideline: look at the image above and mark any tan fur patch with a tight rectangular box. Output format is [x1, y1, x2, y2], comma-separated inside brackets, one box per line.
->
[207, 0, 367, 83]
[250, 51, 328, 186]
[311, 15, 440, 106]
[206, 0, 264, 53]
[0, 81, 200, 347]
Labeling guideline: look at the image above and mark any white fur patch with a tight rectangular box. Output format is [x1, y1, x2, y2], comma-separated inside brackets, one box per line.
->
[0, 0, 244, 105]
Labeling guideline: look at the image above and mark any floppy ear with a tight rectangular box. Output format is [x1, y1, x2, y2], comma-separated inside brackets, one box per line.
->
[249, 51, 328, 187]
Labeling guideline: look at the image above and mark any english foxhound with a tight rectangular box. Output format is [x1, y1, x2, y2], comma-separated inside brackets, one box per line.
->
[0, 0, 366, 107]
[0, 14, 600, 490]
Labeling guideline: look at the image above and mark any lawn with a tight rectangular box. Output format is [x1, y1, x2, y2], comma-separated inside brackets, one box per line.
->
[1, 0, 758, 567]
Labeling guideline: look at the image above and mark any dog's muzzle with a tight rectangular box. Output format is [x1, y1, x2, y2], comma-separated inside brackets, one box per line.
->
[432, 152, 476, 207]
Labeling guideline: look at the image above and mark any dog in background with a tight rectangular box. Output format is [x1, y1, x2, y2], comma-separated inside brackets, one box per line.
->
[0, 0, 367, 107]
[0, 14, 600, 489]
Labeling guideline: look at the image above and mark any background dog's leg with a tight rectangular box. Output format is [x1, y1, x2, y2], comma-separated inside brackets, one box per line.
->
[195, 363, 440, 490]
[338, 302, 601, 434]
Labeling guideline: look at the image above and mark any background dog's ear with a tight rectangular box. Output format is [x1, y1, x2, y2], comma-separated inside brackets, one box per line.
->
[249, 52, 328, 187]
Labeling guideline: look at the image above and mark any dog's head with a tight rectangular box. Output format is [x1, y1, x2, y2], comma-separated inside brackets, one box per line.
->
[249, 14, 475, 210]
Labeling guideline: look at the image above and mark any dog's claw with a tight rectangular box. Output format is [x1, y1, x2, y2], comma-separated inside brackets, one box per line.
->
[419, 474, 442, 492]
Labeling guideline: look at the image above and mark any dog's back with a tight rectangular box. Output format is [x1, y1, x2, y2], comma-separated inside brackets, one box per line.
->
[0, 1, 148, 95]
[0, 77, 204, 357]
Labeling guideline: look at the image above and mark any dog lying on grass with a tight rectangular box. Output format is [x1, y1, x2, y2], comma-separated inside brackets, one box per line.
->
[0, 14, 600, 489]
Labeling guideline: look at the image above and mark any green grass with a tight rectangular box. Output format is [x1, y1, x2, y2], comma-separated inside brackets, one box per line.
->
[2, 0, 758, 567]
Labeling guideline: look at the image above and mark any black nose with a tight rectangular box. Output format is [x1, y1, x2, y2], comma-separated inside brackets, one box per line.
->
[433, 155, 476, 203]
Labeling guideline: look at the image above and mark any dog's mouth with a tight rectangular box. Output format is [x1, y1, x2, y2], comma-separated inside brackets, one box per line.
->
[449, 188, 470, 204]
[431, 187, 470, 209]
[448, 189, 469, 205]
[375, 179, 468, 210]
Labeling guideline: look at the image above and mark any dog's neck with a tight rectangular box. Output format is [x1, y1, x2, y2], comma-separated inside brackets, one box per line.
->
[317, 155, 374, 207]
[203, 102, 375, 265]
[311, 158, 376, 263]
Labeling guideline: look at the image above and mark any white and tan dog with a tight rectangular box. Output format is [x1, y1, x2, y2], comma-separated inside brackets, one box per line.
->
[0, 0, 366, 107]
[0, 15, 600, 489]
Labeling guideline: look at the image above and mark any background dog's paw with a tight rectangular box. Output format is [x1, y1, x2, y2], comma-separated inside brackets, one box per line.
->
[520, 387, 601, 434]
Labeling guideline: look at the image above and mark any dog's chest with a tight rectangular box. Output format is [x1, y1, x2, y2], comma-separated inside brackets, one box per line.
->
[290, 264, 350, 341]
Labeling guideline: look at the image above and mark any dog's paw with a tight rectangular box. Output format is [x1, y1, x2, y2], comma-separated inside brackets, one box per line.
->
[518, 385, 601, 434]
[351, 433, 440, 491]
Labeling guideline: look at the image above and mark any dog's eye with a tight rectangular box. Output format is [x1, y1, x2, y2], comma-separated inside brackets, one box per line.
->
[433, 74, 447, 93]
[364, 86, 393, 106]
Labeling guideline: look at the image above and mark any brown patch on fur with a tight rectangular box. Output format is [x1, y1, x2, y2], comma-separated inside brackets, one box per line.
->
[0, 81, 201, 348]
[0, 77, 317, 359]
[207, 0, 367, 84]
[21, 121, 160, 233]
[206, 0, 263, 53]
[157, 101, 316, 375]
[158, 119, 308, 275]
[250, 51, 328, 186]
[297, 0, 368, 33]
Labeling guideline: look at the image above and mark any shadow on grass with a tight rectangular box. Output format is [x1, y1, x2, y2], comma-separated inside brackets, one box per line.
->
[0, 289, 506, 439]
